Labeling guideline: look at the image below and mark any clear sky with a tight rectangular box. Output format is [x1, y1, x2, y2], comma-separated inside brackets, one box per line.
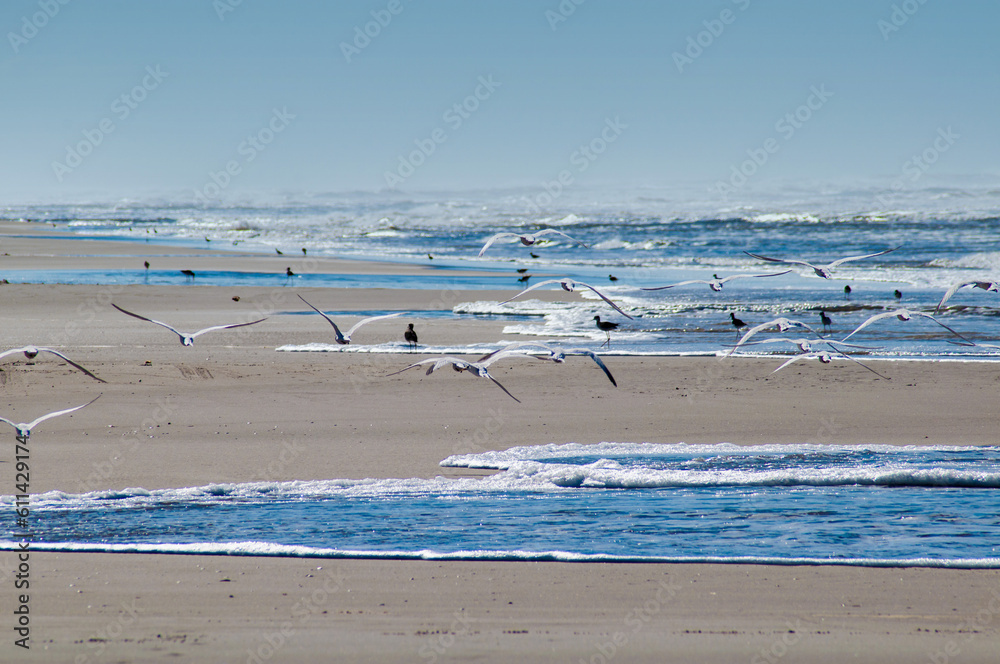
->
[1, 0, 997, 202]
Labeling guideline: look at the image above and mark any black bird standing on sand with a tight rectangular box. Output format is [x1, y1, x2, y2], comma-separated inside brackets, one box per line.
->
[594, 316, 619, 348]
[729, 312, 747, 338]
[404, 323, 418, 350]
[820, 310, 833, 333]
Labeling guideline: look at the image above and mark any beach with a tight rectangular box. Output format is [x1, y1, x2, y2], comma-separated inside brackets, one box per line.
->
[2, 225, 999, 662]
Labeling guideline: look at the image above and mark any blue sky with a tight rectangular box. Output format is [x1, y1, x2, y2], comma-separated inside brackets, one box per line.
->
[1, 0, 997, 201]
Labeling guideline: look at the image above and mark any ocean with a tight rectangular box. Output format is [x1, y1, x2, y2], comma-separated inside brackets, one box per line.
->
[3, 183, 1000, 566]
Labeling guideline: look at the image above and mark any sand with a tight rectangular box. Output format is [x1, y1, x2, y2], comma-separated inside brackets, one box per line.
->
[1, 224, 999, 662]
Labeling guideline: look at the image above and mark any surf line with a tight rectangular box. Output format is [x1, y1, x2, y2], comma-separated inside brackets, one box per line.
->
[12, 432, 31, 649]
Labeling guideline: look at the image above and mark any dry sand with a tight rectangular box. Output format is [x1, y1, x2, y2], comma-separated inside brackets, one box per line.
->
[1, 225, 998, 662]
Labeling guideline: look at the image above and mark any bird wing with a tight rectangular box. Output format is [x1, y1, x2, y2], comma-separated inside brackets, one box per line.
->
[476, 342, 561, 363]
[770, 352, 818, 374]
[24, 394, 102, 431]
[112, 304, 184, 340]
[831, 351, 891, 379]
[911, 312, 974, 343]
[36, 348, 106, 383]
[478, 233, 520, 257]
[729, 318, 817, 355]
[484, 373, 521, 402]
[721, 270, 793, 283]
[384, 358, 443, 377]
[826, 246, 900, 269]
[189, 318, 268, 339]
[497, 280, 564, 305]
[0, 347, 31, 361]
[297, 294, 345, 339]
[0, 415, 18, 432]
[344, 312, 405, 339]
[564, 348, 617, 387]
[839, 310, 905, 341]
[534, 229, 590, 248]
[743, 251, 817, 270]
[935, 280, 990, 312]
[477, 349, 556, 368]
[640, 279, 707, 291]
[574, 281, 634, 319]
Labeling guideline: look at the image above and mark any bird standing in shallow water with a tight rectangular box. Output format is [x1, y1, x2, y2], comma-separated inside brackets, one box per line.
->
[404, 323, 418, 350]
[594, 316, 619, 348]
[894, 289, 902, 301]
[729, 312, 747, 338]
[844, 285, 852, 299]
[820, 311, 833, 333]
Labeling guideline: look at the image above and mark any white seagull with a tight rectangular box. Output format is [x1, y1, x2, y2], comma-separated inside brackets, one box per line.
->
[728, 337, 875, 354]
[475, 342, 618, 387]
[297, 295, 404, 344]
[112, 304, 267, 346]
[478, 229, 588, 257]
[386, 353, 533, 402]
[642, 270, 791, 292]
[728, 317, 824, 355]
[0, 395, 101, 439]
[743, 246, 900, 279]
[840, 308, 972, 343]
[935, 280, 1000, 312]
[499, 278, 633, 319]
[0, 346, 105, 383]
[770, 351, 890, 379]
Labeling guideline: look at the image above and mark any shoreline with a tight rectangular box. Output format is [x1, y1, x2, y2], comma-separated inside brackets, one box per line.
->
[2, 228, 999, 662]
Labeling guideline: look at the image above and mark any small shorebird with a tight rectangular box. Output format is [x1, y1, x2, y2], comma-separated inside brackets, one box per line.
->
[476, 342, 618, 386]
[297, 294, 404, 345]
[894, 289, 902, 300]
[770, 350, 889, 379]
[728, 317, 824, 355]
[478, 229, 588, 257]
[302, 248, 307, 256]
[404, 323, 418, 350]
[935, 280, 1000, 312]
[386, 354, 531, 402]
[275, 248, 284, 255]
[594, 316, 619, 348]
[844, 285, 852, 299]
[0, 395, 101, 439]
[642, 270, 790, 293]
[729, 312, 747, 338]
[499, 278, 633, 318]
[180, 269, 195, 282]
[609, 275, 618, 282]
[840, 308, 972, 343]
[0, 346, 105, 383]
[743, 246, 899, 279]
[112, 304, 267, 346]
[820, 311, 833, 333]
[144, 261, 150, 270]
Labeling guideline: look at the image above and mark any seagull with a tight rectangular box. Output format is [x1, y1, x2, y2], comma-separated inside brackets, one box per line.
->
[385, 354, 529, 402]
[729, 312, 747, 338]
[111, 304, 267, 346]
[728, 317, 824, 355]
[404, 323, 418, 350]
[642, 270, 791, 292]
[475, 341, 618, 386]
[840, 308, 973, 343]
[499, 278, 633, 318]
[478, 229, 589, 257]
[820, 311, 833, 333]
[770, 350, 890, 380]
[935, 280, 1000, 312]
[743, 247, 900, 279]
[593, 316, 619, 348]
[0, 346, 105, 383]
[297, 294, 404, 344]
[0, 395, 101, 439]
[728, 337, 875, 354]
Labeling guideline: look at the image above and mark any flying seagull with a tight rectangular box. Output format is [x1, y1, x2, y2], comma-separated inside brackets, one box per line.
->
[935, 280, 1000, 312]
[297, 294, 403, 344]
[0, 346, 105, 383]
[770, 350, 890, 380]
[642, 270, 791, 292]
[840, 308, 972, 343]
[499, 278, 633, 318]
[727, 337, 875, 355]
[0, 395, 101, 439]
[476, 341, 618, 387]
[385, 353, 532, 402]
[743, 246, 899, 279]
[728, 317, 824, 355]
[478, 229, 588, 257]
[112, 304, 267, 346]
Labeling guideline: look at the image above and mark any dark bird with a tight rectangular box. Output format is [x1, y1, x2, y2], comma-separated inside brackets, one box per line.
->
[0, 346, 105, 382]
[729, 312, 747, 338]
[404, 323, 418, 350]
[297, 294, 403, 345]
[609, 275, 618, 282]
[594, 316, 619, 348]
[844, 285, 852, 298]
[428, 254, 434, 260]
[232, 296, 241, 302]
[301, 248, 307, 256]
[112, 303, 266, 346]
[275, 248, 284, 255]
[516, 268, 529, 274]
[820, 311, 833, 332]
[286, 267, 295, 277]
[143, 261, 150, 270]
[517, 274, 532, 283]
[529, 252, 539, 259]
[744, 247, 900, 279]
[894, 289, 902, 300]
[180, 269, 195, 281]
